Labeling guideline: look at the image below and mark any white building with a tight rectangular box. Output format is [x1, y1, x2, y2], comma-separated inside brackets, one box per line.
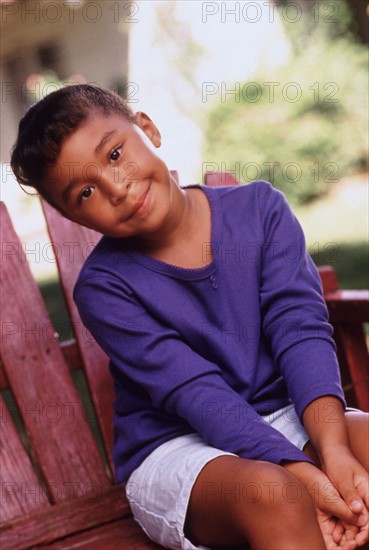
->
[1, 0, 290, 279]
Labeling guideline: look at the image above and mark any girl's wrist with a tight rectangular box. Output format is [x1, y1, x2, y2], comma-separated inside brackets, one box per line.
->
[302, 396, 349, 456]
[282, 460, 320, 484]
[318, 444, 355, 469]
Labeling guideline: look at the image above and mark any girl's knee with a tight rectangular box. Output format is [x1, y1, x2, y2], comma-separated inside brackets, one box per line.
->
[229, 461, 318, 543]
[215, 459, 314, 520]
[243, 461, 312, 511]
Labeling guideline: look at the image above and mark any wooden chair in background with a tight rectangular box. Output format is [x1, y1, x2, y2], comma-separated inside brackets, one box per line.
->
[0, 202, 162, 549]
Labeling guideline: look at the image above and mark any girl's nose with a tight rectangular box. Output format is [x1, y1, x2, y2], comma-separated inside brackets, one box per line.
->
[100, 173, 130, 205]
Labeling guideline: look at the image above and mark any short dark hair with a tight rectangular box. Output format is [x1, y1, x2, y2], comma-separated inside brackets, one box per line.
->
[10, 84, 135, 207]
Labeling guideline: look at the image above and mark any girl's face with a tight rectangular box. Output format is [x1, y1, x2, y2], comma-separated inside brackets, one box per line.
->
[46, 112, 174, 238]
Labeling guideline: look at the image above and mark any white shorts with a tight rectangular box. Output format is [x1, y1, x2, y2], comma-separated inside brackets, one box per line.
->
[126, 404, 309, 550]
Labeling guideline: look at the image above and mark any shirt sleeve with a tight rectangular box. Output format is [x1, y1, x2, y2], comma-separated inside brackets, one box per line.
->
[74, 273, 312, 465]
[258, 182, 346, 420]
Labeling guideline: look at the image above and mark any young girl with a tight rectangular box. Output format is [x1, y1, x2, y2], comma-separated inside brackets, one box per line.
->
[11, 84, 369, 550]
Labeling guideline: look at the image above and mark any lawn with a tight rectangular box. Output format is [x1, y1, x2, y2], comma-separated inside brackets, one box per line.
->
[294, 173, 368, 290]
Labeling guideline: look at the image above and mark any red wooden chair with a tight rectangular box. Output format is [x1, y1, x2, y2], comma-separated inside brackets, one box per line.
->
[0, 202, 162, 549]
[1, 169, 368, 548]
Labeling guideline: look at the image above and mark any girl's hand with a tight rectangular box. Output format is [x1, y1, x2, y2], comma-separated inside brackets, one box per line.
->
[301, 397, 369, 547]
[284, 461, 365, 549]
[320, 446, 369, 548]
[315, 507, 357, 550]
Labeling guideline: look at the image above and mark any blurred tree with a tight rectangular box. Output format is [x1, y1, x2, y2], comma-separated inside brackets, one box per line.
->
[273, 0, 368, 43]
[350, 0, 369, 43]
[202, 1, 368, 204]
[153, 1, 204, 119]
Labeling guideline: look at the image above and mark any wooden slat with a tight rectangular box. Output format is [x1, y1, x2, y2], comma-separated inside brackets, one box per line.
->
[204, 171, 239, 186]
[0, 357, 8, 389]
[335, 324, 369, 412]
[318, 265, 339, 294]
[44, 520, 163, 549]
[0, 203, 110, 503]
[1, 341, 82, 390]
[59, 339, 84, 372]
[40, 199, 114, 473]
[0, 485, 130, 550]
[325, 290, 369, 323]
[0, 394, 50, 522]
[43, 519, 163, 550]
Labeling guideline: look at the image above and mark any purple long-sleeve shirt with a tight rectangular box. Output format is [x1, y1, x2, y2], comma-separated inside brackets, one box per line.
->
[73, 181, 345, 483]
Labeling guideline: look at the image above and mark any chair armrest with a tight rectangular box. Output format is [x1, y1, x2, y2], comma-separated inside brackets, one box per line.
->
[324, 290, 369, 323]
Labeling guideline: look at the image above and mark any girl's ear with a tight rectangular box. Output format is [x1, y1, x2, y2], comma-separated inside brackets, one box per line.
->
[134, 112, 161, 148]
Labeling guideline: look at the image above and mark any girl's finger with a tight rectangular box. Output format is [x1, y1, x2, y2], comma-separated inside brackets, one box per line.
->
[335, 483, 367, 525]
[355, 524, 369, 547]
[332, 520, 344, 544]
[355, 476, 369, 509]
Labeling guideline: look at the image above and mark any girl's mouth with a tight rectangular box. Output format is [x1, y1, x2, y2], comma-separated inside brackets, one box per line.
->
[127, 182, 152, 219]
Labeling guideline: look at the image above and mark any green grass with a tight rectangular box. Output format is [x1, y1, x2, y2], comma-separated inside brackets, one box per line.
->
[294, 175, 368, 289]
[310, 241, 368, 289]
[39, 276, 72, 342]
[293, 174, 368, 244]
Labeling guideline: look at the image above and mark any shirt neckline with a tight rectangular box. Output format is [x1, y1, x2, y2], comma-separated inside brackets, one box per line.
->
[126, 184, 222, 280]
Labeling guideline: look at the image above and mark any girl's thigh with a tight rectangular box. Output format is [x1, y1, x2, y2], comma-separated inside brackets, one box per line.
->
[345, 410, 369, 469]
[126, 433, 236, 550]
[126, 433, 319, 550]
[184, 455, 320, 548]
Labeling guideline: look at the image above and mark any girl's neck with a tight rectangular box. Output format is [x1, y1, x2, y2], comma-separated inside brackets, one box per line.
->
[134, 186, 213, 268]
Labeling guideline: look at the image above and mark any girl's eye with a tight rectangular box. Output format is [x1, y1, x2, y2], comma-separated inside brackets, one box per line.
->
[110, 147, 121, 163]
[80, 186, 94, 203]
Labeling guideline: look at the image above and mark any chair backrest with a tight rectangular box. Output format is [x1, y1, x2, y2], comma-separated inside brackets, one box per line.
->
[40, 200, 114, 470]
[0, 201, 165, 550]
[0, 202, 111, 524]
[204, 171, 239, 187]
[39, 169, 181, 469]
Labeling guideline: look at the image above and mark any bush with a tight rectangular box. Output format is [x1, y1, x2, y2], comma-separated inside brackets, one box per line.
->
[202, 14, 368, 204]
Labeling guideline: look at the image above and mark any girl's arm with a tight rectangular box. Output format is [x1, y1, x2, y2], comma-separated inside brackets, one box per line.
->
[74, 273, 312, 468]
[257, 183, 368, 547]
[284, 396, 369, 548]
[302, 397, 369, 526]
[258, 182, 346, 421]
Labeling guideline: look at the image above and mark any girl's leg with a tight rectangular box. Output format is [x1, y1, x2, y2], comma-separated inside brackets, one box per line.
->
[184, 455, 325, 549]
[345, 410, 369, 470]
